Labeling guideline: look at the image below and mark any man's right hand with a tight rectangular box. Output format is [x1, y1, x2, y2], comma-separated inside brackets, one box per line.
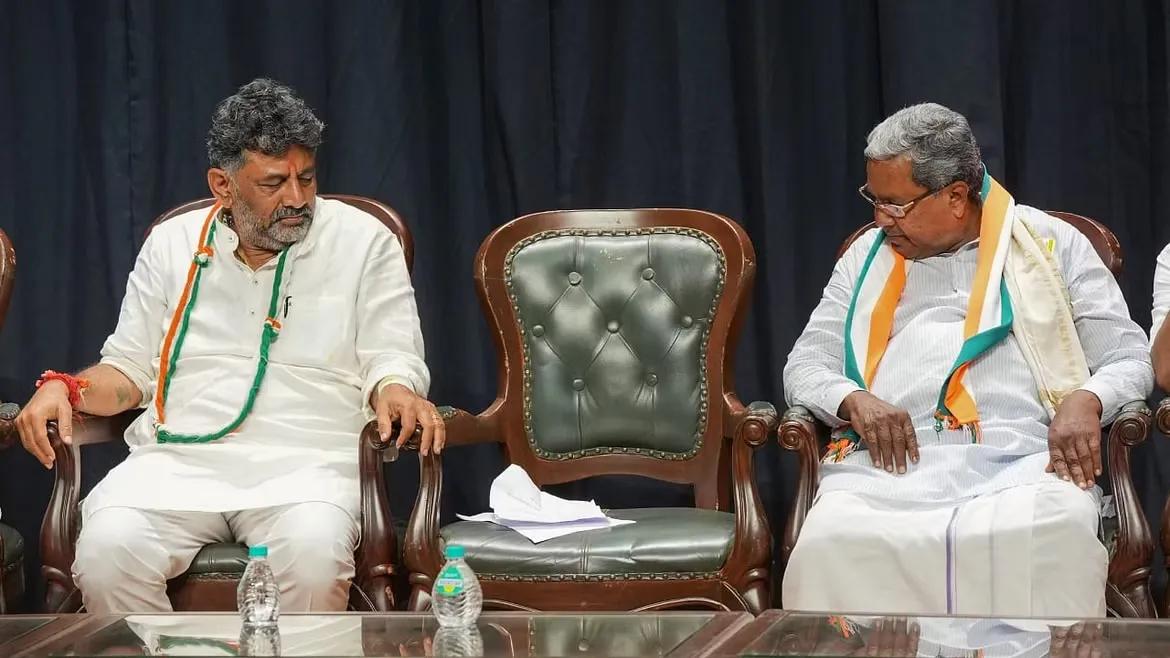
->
[15, 380, 73, 469]
[838, 391, 919, 474]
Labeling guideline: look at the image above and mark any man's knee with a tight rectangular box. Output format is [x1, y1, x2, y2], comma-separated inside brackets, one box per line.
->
[1036, 485, 1103, 548]
[267, 505, 357, 592]
[75, 510, 161, 583]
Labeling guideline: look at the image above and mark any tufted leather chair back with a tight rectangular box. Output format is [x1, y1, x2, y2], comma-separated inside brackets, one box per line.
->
[476, 209, 755, 501]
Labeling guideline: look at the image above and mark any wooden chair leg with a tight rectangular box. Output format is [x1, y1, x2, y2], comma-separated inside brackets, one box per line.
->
[408, 582, 431, 612]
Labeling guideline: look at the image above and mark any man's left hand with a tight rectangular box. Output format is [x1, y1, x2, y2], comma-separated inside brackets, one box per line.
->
[1046, 389, 1103, 490]
[375, 383, 446, 456]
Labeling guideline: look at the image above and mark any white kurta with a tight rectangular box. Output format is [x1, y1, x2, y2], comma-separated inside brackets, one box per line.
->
[782, 207, 1153, 616]
[1151, 242, 1170, 341]
[84, 197, 429, 521]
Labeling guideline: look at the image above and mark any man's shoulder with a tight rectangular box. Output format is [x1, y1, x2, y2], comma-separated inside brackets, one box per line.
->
[838, 227, 883, 265]
[136, 204, 214, 263]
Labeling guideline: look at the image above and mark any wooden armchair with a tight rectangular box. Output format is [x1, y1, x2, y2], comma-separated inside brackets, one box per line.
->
[36, 195, 411, 613]
[391, 208, 777, 614]
[780, 212, 1156, 618]
[0, 226, 26, 613]
[1152, 401, 1170, 616]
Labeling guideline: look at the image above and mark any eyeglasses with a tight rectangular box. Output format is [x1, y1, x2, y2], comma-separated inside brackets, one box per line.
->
[857, 184, 938, 220]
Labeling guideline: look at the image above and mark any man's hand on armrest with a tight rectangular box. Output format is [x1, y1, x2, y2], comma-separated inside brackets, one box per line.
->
[838, 391, 919, 475]
[1047, 389, 1104, 490]
[14, 363, 140, 468]
[373, 383, 446, 456]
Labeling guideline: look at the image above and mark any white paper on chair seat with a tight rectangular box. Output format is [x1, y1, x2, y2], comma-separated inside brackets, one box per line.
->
[456, 512, 635, 543]
[457, 464, 635, 543]
[488, 464, 604, 522]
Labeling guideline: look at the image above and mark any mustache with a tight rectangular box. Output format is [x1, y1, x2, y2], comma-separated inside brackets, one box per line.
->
[271, 205, 313, 221]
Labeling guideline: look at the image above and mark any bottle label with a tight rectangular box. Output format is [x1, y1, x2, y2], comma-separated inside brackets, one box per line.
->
[435, 564, 465, 597]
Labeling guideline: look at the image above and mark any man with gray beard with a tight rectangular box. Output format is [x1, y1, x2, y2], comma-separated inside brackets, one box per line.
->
[14, 78, 439, 612]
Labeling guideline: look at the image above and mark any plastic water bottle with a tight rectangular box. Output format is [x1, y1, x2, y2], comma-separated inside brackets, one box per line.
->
[431, 544, 482, 627]
[239, 622, 281, 656]
[433, 626, 484, 656]
[238, 545, 280, 625]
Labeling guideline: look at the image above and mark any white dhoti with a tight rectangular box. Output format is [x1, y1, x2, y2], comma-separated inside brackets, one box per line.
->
[783, 479, 1106, 617]
[73, 502, 359, 614]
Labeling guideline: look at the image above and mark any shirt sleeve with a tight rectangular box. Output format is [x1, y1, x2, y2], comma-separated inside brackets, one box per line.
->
[1151, 243, 1170, 343]
[99, 232, 168, 407]
[1056, 222, 1154, 424]
[356, 229, 431, 419]
[782, 232, 875, 426]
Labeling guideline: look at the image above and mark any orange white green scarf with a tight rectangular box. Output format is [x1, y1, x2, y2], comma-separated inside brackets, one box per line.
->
[830, 170, 1090, 464]
[841, 171, 1016, 447]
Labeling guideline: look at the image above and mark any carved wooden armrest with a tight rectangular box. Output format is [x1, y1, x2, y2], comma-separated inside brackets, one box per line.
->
[1104, 399, 1155, 618]
[730, 400, 779, 448]
[722, 399, 779, 613]
[778, 405, 824, 569]
[1110, 400, 1152, 447]
[1155, 398, 1170, 437]
[0, 402, 19, 448]
[41, 411, 137, 613]
[401, 406, 503, 583]
[364, 405, 503, 462]
[355, 422, 398, 611]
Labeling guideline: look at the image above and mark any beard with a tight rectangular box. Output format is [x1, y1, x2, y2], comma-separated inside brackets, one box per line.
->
[229, 194, 314, 251]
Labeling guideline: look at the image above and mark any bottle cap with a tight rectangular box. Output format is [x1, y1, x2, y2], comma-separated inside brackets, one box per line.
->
[444, 544, 465, 559]
[248, 545, 268, 558]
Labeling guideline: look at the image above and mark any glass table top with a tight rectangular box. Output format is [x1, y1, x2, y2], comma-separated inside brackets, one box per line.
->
[711, 610, 1170, 657]
[0, 615, 56, 645]
[27, 610, 750, 656]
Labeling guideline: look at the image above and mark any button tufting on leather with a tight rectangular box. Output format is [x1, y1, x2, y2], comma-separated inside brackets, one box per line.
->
[508, 232, 724, 456]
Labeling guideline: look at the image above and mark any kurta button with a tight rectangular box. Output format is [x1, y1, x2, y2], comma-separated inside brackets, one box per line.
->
[642, 268, 655, 280]
[607, 321, 620, 333]
[681, 315, 693, 328]
[646, 373, 658, 386]
[572, 378, 585, 391]
[531, 325, 545, 337]
[568, 272, 582, 285]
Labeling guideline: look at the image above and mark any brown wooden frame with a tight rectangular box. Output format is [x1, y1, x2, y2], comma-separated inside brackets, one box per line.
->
[780, 212, 1156, 618]
[0, 227, 22, 613]
[0, 227, 17, 447]
[1152, 401, 1170, 616]
[37, 195, 412, 613]
[389, 208, 777, 614]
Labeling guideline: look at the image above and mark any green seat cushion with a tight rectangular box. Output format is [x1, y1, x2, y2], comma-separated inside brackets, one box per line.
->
[185, 542, 248, 576]
[1, 522, 23, 571]
[440, 508, 733, 577]
[526, 614, 712, 655]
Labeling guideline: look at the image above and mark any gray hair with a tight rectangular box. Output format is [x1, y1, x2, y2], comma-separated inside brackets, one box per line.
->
[864, 102, 983, 200]
[206, 78, 325, 172]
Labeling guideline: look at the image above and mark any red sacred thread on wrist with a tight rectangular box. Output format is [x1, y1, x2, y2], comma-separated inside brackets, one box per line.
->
[35, 370, 91, 407]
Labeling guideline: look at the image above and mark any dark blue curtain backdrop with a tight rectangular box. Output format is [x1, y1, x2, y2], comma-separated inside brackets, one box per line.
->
[4, 0, 1170, 610]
